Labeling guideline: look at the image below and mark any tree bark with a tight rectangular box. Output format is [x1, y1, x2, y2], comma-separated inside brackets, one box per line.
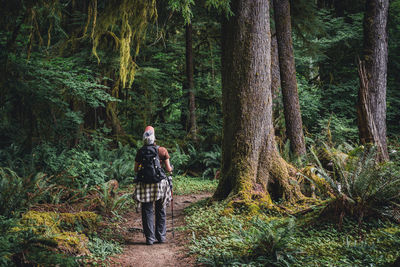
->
[186, 23, 197, 141]
[213, 0, 304, 206]
[271, 33, 281, 105]
[273, 0, 306, 157]
[357, 0, 389, 161]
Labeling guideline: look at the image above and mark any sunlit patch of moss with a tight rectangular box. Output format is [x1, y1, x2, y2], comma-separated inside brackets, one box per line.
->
[14, 210, 99, 256]
[300, 165, 335, 198]
[53, 231, 89, 255]
[19, 210, 60, 234]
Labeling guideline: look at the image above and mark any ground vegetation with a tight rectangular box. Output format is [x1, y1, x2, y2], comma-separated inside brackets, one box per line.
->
[1, 0, 400, 265]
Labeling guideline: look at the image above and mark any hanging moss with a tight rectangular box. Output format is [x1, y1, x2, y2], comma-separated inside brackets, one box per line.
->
[85, 0, 157, 88]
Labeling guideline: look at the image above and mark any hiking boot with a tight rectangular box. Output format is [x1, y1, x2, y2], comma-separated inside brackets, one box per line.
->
[146, 239, 154, 245]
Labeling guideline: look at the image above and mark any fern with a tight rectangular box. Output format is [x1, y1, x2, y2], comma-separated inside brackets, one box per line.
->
[0, 167, 53, 217]
[311, 145, 400, 223]
[201, 145, 221, 179]
[91, 181, 131, 216]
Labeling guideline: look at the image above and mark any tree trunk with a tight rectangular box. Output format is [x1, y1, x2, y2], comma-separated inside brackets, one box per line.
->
[273, 0, 306, 157]
[271, 33, 281, 106]
[186, 23, 197, 141]
[357, 0, 389, 161]
[213, 0, 304, 208]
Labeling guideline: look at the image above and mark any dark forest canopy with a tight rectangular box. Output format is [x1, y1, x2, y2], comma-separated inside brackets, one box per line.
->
[1, 0, 400, 265]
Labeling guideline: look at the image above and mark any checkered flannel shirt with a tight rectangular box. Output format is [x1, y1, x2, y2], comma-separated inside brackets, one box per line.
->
[134, 178, 172, 205]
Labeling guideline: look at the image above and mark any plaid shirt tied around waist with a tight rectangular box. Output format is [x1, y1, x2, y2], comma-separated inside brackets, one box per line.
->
[134, 178, 171, 205]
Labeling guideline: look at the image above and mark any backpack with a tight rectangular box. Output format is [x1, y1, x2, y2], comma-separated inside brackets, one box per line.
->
[136, 145, 167, 183]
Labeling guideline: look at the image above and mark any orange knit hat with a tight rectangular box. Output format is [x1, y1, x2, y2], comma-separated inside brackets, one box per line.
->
[144, 125, 154, 134]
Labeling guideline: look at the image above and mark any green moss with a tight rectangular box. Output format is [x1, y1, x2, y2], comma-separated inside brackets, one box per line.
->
[59, 211, 99, 233]
[301, 165, 334, 198]
[53, 231, 89, 255]
[14, 210, 98, 256]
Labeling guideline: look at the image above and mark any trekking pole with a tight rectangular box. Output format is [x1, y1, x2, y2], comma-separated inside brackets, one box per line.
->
[168, 175, 174, 238]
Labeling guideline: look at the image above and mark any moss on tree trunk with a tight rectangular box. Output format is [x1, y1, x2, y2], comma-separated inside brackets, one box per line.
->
[213, 0, 304, 212]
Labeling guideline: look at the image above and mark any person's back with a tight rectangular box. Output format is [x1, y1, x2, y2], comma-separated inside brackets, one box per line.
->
[133, 126, 173, 245]
[136, 144, 166, 184]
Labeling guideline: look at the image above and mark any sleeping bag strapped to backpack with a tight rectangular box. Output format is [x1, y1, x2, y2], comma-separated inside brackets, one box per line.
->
[136, 145, 167, 183]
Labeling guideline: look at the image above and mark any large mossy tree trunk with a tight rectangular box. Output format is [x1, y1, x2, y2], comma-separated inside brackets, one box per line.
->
[357, 0, 389, 161]
[213, 0, 304, 207]
[273, 0, 306, 157]
[186, 23, 197, 141]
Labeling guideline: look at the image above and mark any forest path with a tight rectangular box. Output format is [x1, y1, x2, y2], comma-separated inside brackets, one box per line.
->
[110, 193, 211, 267]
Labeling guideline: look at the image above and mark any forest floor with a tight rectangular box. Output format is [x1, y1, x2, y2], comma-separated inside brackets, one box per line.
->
[110, 193, 211, 267]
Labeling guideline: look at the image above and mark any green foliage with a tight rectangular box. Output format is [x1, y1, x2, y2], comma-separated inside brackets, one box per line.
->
[292, 7, 363, 144]
[0, 216, 78, 267]
[27, 131, 136, 189]
[388, 0, 400, 134]
[201, 145, 221, 179]
[227, 218, 297, 266]
[92, 182, 131, 217]
[169, 144, 221, 178]
[169, 0, 195, 23]
[186, 201, 400, 267]
[173, 175, 218, 195]
[170, 144, 190, 175]
[316, 114, 358, 145]
[185, 201, 294, 266]
[1, 53, 115, 147]
[0, 168, 53, 217]
[291, 219, 400, 266]
[297, 76, 322, 132]
[310, 145, 400, 222]
[87, 235, 123, 261]
[168, 0, 231, 23]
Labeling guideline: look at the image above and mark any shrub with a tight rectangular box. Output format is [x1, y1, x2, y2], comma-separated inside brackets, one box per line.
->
[200, 145, 221, 179]
[0, 167, 53, 217]
[0, 216, 78, 266]
[185, 201, 296, 266]
[170, 144, 190, 174]
[90, 181, 131, 216]
[310, 145, 400, 225]
[186, 200, 400, 267]
[173, 175, 218, 195]
[87, 236, 123, 261]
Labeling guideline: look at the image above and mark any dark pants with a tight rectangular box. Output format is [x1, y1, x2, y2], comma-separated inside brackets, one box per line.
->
[141, 199, 166, 243]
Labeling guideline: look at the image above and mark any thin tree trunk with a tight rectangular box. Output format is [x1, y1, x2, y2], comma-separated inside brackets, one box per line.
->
[273, 0, 306, 157]
[186, 23, 197, 141]
[357, 0, 389, 161]
[213, 0, 304, 205]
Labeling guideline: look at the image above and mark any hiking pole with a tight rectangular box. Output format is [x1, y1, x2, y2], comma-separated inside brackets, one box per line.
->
[168, 175, 174, 238]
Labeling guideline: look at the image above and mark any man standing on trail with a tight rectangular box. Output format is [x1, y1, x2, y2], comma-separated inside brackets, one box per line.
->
[134, 126, 173, 245]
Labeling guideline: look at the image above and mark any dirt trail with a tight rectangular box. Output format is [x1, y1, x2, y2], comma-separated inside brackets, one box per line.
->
[111, 193, 210, 267]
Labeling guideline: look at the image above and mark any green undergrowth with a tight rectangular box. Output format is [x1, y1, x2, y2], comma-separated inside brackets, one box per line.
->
[0, 210, 124, 266]
[173, 175, 218, 195]
[184, 200, 400, 266]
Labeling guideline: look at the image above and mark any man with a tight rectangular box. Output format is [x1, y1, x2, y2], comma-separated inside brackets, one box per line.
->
[134, 126, 173, 245]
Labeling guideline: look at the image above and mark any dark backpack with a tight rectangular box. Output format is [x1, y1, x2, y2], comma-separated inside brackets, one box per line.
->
[136, 145, 167, 183]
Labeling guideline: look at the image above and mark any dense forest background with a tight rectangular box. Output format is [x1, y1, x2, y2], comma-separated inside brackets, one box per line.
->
[1, 0, 400, 266]
[2, 0, 400, 166]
